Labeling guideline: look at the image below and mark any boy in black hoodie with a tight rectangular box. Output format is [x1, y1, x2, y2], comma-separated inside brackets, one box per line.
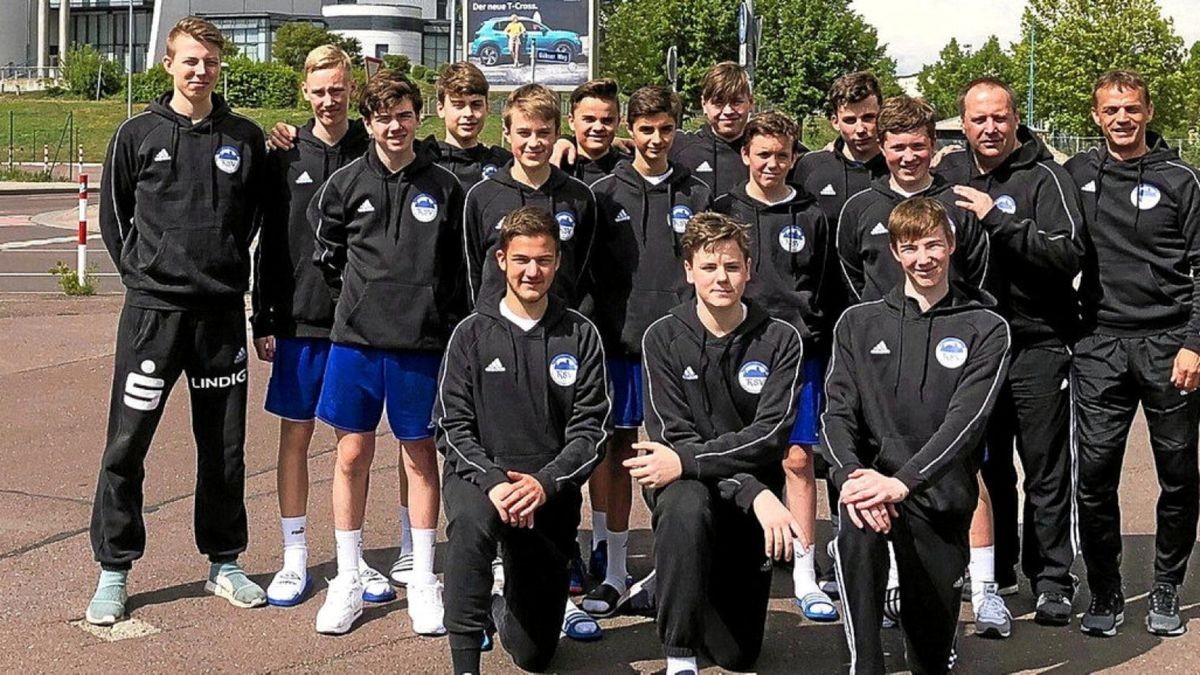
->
[823, 197, 1010, 674]
[309, 71, 466, 636]
[87, 17, 267, 626]
[561, 79, 630, 187]
[634, 212, 805, 674]
[439, 207, 611, 674]
[429, 62, 513, 188]
[463, 84, 597, 308]
[1066, 71, 1200, 638]
[583, 85, 712, 617]
[714, 110, 837, 621]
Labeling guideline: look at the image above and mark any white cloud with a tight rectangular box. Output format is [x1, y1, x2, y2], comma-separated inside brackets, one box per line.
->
[851, 0, 1200, 74]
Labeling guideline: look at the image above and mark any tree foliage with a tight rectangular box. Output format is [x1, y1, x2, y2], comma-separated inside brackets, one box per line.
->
[60, 45, 125, 99]
[917, 36, 1017, 120]
[272, 22, 363, 72]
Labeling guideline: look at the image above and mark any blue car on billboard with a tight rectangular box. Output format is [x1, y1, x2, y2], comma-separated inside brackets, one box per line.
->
[470, 17, 584, 66]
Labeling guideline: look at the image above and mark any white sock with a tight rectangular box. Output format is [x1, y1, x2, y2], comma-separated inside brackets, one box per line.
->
[334, 529, 362, 579]
[666, 655, 698, 675]
[886, 542, 899, 590]
[604, 529, 628, 592]
[591, 512, 607, 551]
[398, 505, 413, 556]
[792, 539, 818, 597]
[281, 515, 308, 575]
[969, 545, 995, 612]
[412, 528, 437, 585]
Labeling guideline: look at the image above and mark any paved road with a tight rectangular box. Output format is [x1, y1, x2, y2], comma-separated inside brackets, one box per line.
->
[0, 193, 119, 294]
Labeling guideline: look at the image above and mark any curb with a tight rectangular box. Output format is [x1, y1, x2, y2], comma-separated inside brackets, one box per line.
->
[0, 183, 79, 195]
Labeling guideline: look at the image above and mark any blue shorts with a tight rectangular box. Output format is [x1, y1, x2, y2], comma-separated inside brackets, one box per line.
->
[608, 356, 644, 429]
[265, 337, 331, 421]
[788, 356, 828, 446]
[316, 344, 442, 440]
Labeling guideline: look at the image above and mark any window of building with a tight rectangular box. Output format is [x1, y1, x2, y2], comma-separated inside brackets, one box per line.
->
[207, 17, 271, 62]
[422, 33, 448, 69]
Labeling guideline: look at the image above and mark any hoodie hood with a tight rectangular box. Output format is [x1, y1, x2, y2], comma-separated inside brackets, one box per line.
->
[425, 135, 511, 187]
[868, 171, 956, 202]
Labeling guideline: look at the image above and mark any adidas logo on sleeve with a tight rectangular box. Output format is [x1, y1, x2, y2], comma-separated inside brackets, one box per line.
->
[870, 340, 891, 355]
[682, 366, 698, 380]
[615, 209, 631, 222]
[153, 149, 171, 162]
[296, 171, 313, 184]
[357, 199, 375, 213]
[870, 222, 889, 236]
[820, 184, 837, 196]
[1081, 180, 1096, 193]
[696, 161, 713, 173]
[485, 358, 506, 373]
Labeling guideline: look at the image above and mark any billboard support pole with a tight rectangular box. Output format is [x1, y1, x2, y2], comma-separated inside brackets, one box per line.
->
[449, 0, 457, 63]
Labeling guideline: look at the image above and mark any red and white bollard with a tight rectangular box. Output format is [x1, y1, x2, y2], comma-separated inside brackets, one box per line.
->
[77, 174, 88, 281]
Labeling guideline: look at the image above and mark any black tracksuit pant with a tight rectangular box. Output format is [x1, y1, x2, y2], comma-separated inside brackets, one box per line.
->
[980, 343, 1076, 595]
[90, 303, 250, 570]
[443, 471, 580, 673]
[836, 502, 970, 675]
[647, 479, 773, 671]
[1073, 330, 1200, 594]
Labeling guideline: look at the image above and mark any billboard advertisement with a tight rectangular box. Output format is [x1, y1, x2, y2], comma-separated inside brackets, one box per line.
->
[463, 0, 595, 90]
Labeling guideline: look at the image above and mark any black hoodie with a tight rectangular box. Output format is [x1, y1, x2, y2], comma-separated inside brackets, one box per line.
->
[837, 174, 990, 302]
[436, 296, 612, 499]
[641, 300, 804, 511]
[670, 124, 745, 197]
[935, 126, 1085, 345]
[789, 137, 889, 225]
[714, 183, 836, 355]
[821, 283, 1010, 516]
[251, 119, 370, 340]
[463, 162, 598, 307]
[426, 136, 512, 189]
[590, 160, 713, 356]
[100, 92, 267, 310]
[1065, 132, 1200, 351]
[559, 147, 630, 186]
[310, 141, 467, 351]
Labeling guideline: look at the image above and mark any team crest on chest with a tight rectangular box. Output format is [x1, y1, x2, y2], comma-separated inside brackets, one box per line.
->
[778, 225, 806, 253]
[410, 193, 440, 222]
[738, 361, 769, 394]
[549, 353, 579, 386]
[214, 145, 241, 174]
[671, 205, 693, 234]
[935, 337, 968, 369]
[556, 211, 577, 241]
[1131, 183, 1162, 210]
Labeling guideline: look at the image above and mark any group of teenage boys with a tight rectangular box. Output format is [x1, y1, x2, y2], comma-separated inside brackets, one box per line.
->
[82, 14, 1200, 675]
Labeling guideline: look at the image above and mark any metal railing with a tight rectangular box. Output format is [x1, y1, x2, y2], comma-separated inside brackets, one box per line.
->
[1048, 133, 1200, 166]
[0, 65, 61, 81]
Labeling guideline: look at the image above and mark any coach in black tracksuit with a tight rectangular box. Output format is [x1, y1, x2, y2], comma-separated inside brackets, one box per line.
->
[438, 293, 610, 672]
[1066, 131, 1200, 624]
[427, 135, 512, 188]
[641, 299, 803, 670]
[463, 162, 597, 306]
[94, 92, 266, 570]
[823, 281, 1010, 674]
[838, 174, 990, 301]
[936, 125, 1085, 603]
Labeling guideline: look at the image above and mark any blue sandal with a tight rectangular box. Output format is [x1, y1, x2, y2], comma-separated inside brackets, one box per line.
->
[562, 603, 603, 641]
[797, 591, 839, 622]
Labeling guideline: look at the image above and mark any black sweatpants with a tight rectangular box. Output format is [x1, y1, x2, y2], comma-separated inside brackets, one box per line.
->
[443, 471, 580, 673]
[647, 479, 773, 671]
[836, 502, 970, 675]
[1073, 331, 1200, 594]
[90, 303, 250, 570]
[981, 343, 1076, 595]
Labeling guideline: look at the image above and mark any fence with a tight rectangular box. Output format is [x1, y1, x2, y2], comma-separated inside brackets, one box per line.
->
[1048, 134, 1200, 166]
[1, 111, 85, 178]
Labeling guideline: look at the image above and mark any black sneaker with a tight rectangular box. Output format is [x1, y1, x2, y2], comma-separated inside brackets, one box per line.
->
[1147, 582, 1186, 636]
[1080, 591, 1125, 637]
[1034, 591, 1073, 626]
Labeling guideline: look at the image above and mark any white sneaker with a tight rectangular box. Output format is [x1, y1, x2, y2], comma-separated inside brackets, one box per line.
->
[315, 575, 364, 635]
[390, 552, 413, 586]
[267, 569, 312, 607]
[408, 580, 447, 636]
[359, 561, 397, 603]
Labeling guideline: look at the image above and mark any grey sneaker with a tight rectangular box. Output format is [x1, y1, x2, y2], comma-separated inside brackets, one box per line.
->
[1147, 582, 1185, 636]
[1081, 591, 1124, 638]
[206, 561, 267, 608]
[1035, 591, 1073, 626]
[85, 570, 128, 626]
[975, 583, 1013, 639]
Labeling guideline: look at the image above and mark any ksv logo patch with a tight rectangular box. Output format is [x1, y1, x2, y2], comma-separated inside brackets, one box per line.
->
[482, 164, 499, 179]
[549, 353, 579, 386]
[671, 205, 693, 234]
[738, 361, 770, 394]
[124, 360, 165, 411]
[995, 195, 1017, 214]
[935, 337, 968, 369]
[779, 225, 806, 253]
[556, 210, 577, 241]
[411, 193, 440, 222]
[214, 145, 241, 174]
[1131, 183, 1162, 210]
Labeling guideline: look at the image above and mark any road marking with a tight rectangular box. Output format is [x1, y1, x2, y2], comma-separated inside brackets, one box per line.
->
[0, 234, 101, 250]
[71, 618, 161, 642]
[0, 272, 119, 277]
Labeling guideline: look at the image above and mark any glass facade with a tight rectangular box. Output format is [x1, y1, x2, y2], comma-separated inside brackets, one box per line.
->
[208, 17, 272, 63]
[67, 10, 152, 71]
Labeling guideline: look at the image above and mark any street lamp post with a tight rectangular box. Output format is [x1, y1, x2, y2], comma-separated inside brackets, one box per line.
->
[127, 0, 134, 118]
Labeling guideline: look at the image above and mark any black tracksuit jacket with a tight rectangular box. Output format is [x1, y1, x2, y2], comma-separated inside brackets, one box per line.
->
[789, 137, 889, 225]
[936, 126, 1086, 345]
[837, 174, 991, 302]
[671, 124, 747, 197]
[100, 93, 266, 310]
[642, 300, 805, 511]
[589, 160, 712, 356]
[560, 147, 629, 186]
[427, 136, 512, 188]
[1065, 132, 1200, 351]
[714, 183, 836, 355]
[251, 120, 369, 339]
[821, 284, 1011, 515]
[435, 296, 612, 499]
[463, 163, 597, 307]
[310, 141, 467, 351]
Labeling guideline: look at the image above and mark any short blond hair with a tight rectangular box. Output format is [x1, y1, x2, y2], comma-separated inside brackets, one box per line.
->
[503, 83, 561, 129]
[888, 197, 954, 245]
[166, 16, 224, 57]
[304, 44, 353, 76]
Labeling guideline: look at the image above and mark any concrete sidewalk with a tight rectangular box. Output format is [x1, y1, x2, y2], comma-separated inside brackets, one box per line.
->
[0, 181, 79, 195]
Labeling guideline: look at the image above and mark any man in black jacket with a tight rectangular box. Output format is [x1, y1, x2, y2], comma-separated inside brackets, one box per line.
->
[937, 77, 1085, 626]
[823, 197, 1010, 674]
[439, 207, 611, 675]
[308, 71, 466, 636]
[1066, 70, 1200, 638]
[633, 212, 805, 674]
[87, 16, 267, 626]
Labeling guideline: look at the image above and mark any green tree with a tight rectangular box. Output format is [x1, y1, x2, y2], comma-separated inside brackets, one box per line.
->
[59, 45, 124, 99]
[272, 22, 363, 71]
[918, 36, 1017, 119]
[1182, 41, 1200, 132]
